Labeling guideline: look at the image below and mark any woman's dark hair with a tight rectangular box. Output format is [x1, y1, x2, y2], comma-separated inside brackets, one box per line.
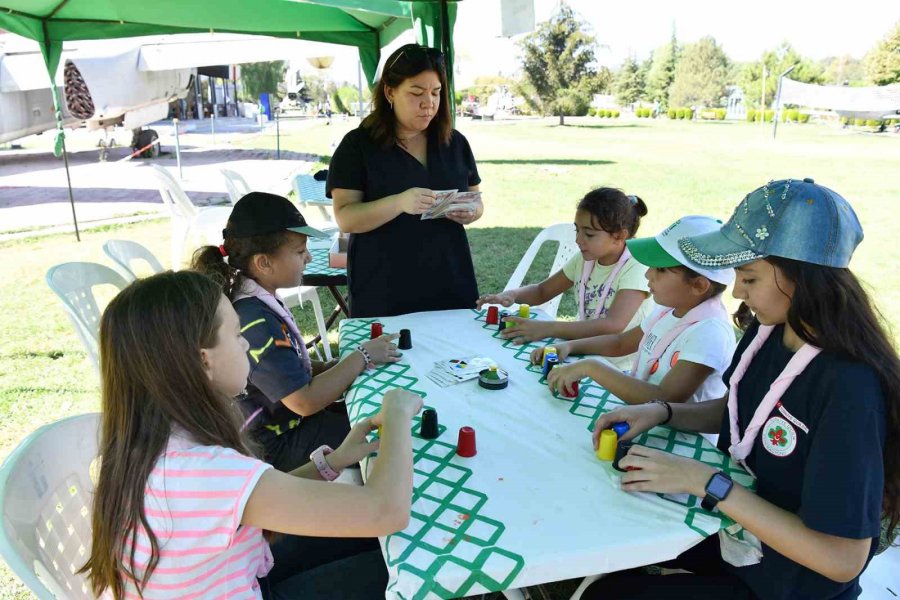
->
[192, 229, 292, 299]
[763, 256, 900, 539]
[577, 187, 648, 238]
[362, 43, 452, 148]
[80, 271, 254, 598]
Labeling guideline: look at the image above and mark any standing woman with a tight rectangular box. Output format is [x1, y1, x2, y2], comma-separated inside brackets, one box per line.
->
[327, 44, 482, 318]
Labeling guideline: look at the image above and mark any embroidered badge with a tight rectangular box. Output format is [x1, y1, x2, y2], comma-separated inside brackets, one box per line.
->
[762, 416, 797, 457]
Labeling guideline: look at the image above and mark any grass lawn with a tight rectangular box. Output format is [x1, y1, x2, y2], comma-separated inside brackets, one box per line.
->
[0, 116, 897, 598]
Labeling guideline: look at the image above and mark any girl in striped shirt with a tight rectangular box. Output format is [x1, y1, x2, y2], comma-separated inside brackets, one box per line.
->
[81, 271, 423, 599]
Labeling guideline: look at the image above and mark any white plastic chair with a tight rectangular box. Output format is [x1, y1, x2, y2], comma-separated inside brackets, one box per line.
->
[45, 263, 129, 373]
[102, 240, 165, 281]
[220, 168, 251, 204]
[503, 223, 578, 319]
[292, 173, 333, 223]
[278, 287, 332, 361]
[0, 413, 100, 600]
[149, 164, 231, 269]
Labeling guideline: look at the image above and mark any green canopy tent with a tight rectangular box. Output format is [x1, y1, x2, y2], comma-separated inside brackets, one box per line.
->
[0, 0, 459, 240]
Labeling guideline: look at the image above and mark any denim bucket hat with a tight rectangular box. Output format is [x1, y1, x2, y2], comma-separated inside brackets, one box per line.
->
[677, 178, 863, 269]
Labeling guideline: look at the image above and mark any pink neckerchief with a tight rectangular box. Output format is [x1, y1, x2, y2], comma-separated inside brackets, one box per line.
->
[233, 279, 312, 375]
[630, 297, 730, 380]
[728, 325, 822, 470]
[577, 248, 632, 321]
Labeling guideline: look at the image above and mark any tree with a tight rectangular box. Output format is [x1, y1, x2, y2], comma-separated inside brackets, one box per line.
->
[645, 27, 679, 108]
[738, 43, 823, 109]
[821, 55, 866, 86]
[668, 36, 729, 108]
[865, 21, 900, 85]
[519, 4, 598, 125]
[240, 61, 287, 101]
[614, 55, 644, 106]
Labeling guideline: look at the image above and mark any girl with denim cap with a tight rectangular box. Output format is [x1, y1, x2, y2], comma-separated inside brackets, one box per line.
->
[585, 179, 899, 600]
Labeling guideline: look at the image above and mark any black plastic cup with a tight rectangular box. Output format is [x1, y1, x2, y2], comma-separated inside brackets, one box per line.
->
[420, 408, 439, 439]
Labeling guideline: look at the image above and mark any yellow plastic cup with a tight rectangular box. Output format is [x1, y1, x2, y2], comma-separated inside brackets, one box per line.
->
[518, 304, 530, 318]
[596, 429, 617, 461]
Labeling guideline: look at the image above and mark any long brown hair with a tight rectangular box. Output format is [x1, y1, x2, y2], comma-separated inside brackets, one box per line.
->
[762, 256, 900, 538]
[363, 43, 452, 148]
[80, 271, 253, 599]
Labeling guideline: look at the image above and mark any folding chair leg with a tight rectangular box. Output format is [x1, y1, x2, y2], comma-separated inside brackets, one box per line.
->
[502, 588, 526, 600]
[300, 287, 332, 361]
[569, 574, 603, 600]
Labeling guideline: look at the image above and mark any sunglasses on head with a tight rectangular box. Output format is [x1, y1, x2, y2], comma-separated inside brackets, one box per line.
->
[385, 44, 445, 73]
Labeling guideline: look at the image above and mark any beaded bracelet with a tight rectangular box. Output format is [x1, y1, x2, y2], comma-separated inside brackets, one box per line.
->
[650, 399, 673, 425]
[355, 345, 373, 369]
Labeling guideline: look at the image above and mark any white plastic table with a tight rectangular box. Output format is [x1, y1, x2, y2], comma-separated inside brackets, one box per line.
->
[339, 308, 753, 599]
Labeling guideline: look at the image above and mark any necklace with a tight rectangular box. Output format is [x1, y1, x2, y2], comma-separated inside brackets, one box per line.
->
[396, 130, 424, 148]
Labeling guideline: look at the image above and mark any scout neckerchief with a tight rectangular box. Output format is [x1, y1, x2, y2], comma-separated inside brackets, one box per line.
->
[727, 324, 821, 474]
[234, 279, 313, 430]
[630, 297, 730, 380]
[577, 248, 632, 321]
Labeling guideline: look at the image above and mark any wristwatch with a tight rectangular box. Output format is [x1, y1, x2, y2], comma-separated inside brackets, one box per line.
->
[310, 445, 341, 481]
[701, 470, 734, 511]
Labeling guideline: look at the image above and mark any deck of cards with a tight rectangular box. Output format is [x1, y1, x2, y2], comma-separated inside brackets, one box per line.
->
[426, 355, 496, 387]
[421, 190, 481, 220]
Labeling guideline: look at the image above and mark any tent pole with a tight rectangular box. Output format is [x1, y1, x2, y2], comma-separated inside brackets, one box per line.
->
[61, 136, 81, 241]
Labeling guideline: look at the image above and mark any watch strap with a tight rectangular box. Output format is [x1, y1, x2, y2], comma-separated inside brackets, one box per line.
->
[310, 445, 340, 481]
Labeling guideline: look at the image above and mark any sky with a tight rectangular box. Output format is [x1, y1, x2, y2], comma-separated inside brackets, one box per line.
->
[312, 0, 899, 87]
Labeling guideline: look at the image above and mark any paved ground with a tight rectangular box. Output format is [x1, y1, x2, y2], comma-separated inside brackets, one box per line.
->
[0, 117, 321, 240]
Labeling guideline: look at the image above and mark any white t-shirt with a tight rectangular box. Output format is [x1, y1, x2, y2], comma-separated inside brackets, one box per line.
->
[634, 305, 736, 405]
[563, 253, 654, 370]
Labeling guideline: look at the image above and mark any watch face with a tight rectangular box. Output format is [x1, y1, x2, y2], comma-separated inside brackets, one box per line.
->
[707, 473, 733, 499]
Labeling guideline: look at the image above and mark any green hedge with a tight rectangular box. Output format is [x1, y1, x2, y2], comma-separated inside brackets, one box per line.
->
[763, 110, 775, 122]
[716, 108, 726, 120]
[866, 119, 882, 127]
[797, 113, 810, 123]
[854, 118, 866, 126]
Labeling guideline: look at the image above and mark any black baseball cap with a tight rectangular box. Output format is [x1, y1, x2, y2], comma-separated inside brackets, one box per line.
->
[222, 192, 328, 239]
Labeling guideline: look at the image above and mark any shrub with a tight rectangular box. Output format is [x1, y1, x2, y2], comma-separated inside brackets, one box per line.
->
[668, 108, 677, 119]
[746, 109, 757, 122]
[840, 116, 850, 125]
[783, 108, 800, 122]
[638, 107, 648, 118]
[684, 108, 694, 120]
[854, 118, 866, 126]
[675, 108, 686, 119]
[587, 107, 596, 116]
[763, 110, 775, 122]
[866, 119, 882, 128]
[797, 113, 810, 123]
[610, 109, 620, 118]
[716, 108, 726, 120]
[599, 108, 608, 117]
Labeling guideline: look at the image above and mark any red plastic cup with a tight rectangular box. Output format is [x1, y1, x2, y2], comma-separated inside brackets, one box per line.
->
[370, 322, 383, 339]
[486, 306, 499, 325]
[456, 426, 477, 457]
[563, 381, 579, 398]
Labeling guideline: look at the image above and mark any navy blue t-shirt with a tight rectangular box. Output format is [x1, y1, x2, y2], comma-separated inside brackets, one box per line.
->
[717, 321, 886, 600]
[326, 126, 481, 318]
[233, 297, 312, 443]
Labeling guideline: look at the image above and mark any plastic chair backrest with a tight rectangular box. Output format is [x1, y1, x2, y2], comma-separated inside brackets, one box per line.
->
[292, 174, 327, 206]
[149, 164, 199, 220]
[45, 263, 129, 371]
[0, 413, 100, 599]
[102, 240, 165, 281]
[503, 223, 578, 319]
[220, 168, 251, 205]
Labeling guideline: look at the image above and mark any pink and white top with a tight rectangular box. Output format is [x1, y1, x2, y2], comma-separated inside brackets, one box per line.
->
[121, 435, 273, 599]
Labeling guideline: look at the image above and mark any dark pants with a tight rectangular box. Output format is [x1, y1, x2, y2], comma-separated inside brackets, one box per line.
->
[261, 406, 351, 472]
[261, 534, 387, 600]
[583, 536, 758, 600]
